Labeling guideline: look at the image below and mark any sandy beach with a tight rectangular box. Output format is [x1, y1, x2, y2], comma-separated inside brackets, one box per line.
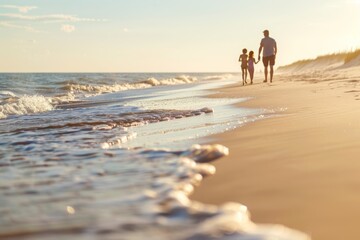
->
[192, 66, 360, 240]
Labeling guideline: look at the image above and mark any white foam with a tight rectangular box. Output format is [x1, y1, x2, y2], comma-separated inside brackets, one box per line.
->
[101, 132, 137, 149]
[157, 75, 197, 85]
[191, 201, 309, 240]
[65, 75, 197, 96]
[203, 74, 233, 80]
[143, 144, 310, 240]
[0, 91, 17, 97]
[50, 92, 76, 104]
[0, 95, 53, 119]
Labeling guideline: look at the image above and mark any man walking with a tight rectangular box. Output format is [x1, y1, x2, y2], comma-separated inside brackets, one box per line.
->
[258, 30, 277, 83]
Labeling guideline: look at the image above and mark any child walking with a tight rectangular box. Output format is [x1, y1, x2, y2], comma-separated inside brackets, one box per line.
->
[247, 51, 259, 84]
[238, 48, 248, 85]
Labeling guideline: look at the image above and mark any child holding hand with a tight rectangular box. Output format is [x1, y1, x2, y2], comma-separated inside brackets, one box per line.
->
[247, 51, 259, 84]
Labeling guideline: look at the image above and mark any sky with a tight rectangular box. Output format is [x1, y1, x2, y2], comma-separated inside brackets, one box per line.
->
[0, 0, 359, 72]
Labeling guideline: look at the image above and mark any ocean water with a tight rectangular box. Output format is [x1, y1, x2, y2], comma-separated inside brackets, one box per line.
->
[0, 73, 308, 240]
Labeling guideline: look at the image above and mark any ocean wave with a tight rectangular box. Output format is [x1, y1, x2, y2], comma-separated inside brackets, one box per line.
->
[0, 90, 17, 98]
[49, 92, 76, 104]
[203, 74, 233, 80]
[0, 95, 54, 119]
[0, 74, 227, 119]
[141, 144, 309, 240]
[0, 72, 238, 122]
[0, 140, 309, 240]
[63, 75, 197, 95]
[7, 108, 215, 134]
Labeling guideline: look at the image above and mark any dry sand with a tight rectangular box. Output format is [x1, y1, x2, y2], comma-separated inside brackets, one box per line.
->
[191, 67, 360, 240]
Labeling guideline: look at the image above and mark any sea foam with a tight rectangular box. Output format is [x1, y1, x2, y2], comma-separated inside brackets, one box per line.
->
[203, 74, 233, 80]
[0, 141, 309, 240]
[64, 75, 197, 95]
[0, 95, 54, 119]
[0, 90, 17, 98]
[0, 75, 198, 119]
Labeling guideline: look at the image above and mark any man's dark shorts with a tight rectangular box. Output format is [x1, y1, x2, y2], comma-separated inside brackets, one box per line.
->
[262, 55, 275, 67]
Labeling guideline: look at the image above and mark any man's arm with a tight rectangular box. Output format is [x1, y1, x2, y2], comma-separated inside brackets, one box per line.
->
[274, 41, 277, 56]
[258, 44, 262, 61]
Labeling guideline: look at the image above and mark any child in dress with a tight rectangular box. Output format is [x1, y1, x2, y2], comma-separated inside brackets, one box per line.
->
[247, 51, 259, 84]
[238, 48, 248, 85]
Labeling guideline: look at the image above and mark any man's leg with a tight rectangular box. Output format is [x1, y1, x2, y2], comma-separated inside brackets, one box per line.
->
[264, 66, 268, 82]
[269, 55, 275, 83]
[262, 56, 269, 83]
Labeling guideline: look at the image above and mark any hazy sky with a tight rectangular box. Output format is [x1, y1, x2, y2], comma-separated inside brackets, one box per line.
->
[1, 0, 359, 72]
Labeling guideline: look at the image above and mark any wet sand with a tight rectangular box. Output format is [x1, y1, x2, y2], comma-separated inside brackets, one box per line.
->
[192, 68, 360, 240]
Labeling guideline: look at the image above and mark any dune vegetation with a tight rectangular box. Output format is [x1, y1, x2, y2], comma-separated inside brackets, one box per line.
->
[279, 49, 360, 72]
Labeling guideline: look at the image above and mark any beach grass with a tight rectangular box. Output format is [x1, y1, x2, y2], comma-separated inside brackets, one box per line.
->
[278, 48, 360, 71]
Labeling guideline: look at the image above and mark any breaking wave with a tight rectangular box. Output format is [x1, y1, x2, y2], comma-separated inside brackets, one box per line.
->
[203, 74, 233, 80]
[64, 75, 198, 95]
[0, 91, 16, 98]
[0, 95, 54, 119]
[0, 75, 200, 119]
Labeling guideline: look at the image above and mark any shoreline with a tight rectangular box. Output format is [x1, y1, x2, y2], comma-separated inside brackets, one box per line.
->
[191, 69, 360, 240]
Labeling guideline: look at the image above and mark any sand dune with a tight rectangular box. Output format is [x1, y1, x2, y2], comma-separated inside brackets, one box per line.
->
[192, 53, 360, 240]
[278, 49, 360, 73]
